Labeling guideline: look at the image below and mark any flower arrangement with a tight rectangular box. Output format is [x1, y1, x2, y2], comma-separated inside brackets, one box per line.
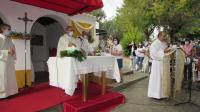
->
[7, 31, 32, 39]
[95, 47, 102, 56]
[60, 47, 87, 62]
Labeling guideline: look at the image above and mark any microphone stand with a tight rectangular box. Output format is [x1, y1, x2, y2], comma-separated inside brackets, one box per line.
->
[174, 58, 200, 108]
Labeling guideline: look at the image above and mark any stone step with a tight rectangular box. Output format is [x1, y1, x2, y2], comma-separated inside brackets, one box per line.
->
[110, 72, 148, 91]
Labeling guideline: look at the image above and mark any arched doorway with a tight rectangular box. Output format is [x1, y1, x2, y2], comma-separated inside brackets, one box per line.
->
[0, 11, 9, 25]
[31, 17, 65, 83]
[0, 18, 4, 24]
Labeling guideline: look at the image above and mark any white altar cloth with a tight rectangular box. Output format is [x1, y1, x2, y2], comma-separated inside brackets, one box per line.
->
[47, 56, 121, 96]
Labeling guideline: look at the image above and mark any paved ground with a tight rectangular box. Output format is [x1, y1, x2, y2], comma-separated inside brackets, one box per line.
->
[42, 57, 200, 112]
[112, 78, 200, 112]
[110, 71, 148, 91]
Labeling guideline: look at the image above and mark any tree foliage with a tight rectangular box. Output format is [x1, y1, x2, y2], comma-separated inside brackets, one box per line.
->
[101, 19, 124, 38]
[116, 0, 155, 41]
[90, 9, 123, 38]
[90, 9, 106, 23]
[116, 0, 199, 39]
[91, 0, 199, 50]
[112, 0, 199, 55]
[149, 0, 200, 39]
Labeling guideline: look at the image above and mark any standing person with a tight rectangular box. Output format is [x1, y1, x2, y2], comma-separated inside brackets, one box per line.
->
[180, 41, 185, 49]
[111, 38, 123, 81]
[182, 39, 195, 81]
[128, 42, 137, 72]
[135, 43, 145, 71]
[76, 31, 94, 55]
[57, 26, 77, 56]
[195, 41, 200, 81]
[0, 24, 18, 98]
[142, 41, 151, 73]
[148, 31, 171, 99]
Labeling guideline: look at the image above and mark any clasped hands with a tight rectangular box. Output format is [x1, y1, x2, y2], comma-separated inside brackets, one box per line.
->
[8, 47, 15, 56]
[164, 47, 172, 53]
[112, 50, 121, 56]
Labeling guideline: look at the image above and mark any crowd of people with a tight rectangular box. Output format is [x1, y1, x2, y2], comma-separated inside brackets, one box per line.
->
[180, 39, 200, 82]
[125, 35, 200, 82]
[99, 31, 200, 99]
[127, 41, 151, 73]
[1, 22, 200, 99]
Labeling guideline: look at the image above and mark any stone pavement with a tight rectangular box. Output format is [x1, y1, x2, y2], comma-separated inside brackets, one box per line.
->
[112, 78, 200, 112]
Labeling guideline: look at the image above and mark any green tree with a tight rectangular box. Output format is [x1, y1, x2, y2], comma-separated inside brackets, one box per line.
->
[115, 0, 155, 41]
[101, 19, 124, 38]
[149, 0, 200, 40]
[90, 9, 123, 38]
[113, 0, 200, 55]
[90, 9, 106, 23]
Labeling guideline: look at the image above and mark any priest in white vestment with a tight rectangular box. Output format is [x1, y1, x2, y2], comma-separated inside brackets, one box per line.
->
[76, 31, 94, 55]
[57, 26, 77, 57]
[0, 24, 18, 98]
[148, 31, 171, 99]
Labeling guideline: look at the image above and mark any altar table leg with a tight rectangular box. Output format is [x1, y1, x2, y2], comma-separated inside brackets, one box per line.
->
[81, 74, 88, 102]
[101, 71, 106, 95]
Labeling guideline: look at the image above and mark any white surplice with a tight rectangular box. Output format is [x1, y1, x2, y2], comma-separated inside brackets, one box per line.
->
[148, 39, 170, 99]
[0, 34, 18, 98]
[75, 37, 93, 55]
[56, 34, 77, 56]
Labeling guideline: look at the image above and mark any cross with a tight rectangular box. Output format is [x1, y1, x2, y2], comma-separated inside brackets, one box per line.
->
[17, 12, 33, 88]
[18, 12, 33, 34]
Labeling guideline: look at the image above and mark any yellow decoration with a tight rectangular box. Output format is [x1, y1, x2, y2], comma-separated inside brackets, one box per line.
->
[69, 20, 96, 42]
[71, 21, 81, 37]
[76, 22, 94, 30]
[16, 70, 32, 88]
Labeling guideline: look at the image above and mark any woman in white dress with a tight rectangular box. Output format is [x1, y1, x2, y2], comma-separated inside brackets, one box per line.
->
[111, 38, 123, 81]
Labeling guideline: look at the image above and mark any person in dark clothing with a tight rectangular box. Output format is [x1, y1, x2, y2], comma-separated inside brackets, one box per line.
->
[128, 42, 137, 71]
[195, 41, 200, 81]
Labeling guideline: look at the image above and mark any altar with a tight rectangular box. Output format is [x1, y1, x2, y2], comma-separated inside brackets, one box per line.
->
[47, 56, 121, 101]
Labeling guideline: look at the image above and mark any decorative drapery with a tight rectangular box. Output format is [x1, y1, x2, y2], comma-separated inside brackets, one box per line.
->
[163, 49, 185, 98]
[162, 51, 172, 97]
[69, 20, 96, 43]
[174, 49, 185, 94]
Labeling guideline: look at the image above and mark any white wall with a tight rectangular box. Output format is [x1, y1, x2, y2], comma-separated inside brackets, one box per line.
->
[12, 39, 31, 70]
[0, 0, 97, 72]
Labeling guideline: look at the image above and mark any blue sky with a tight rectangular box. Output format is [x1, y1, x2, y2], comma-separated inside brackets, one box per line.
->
[102, 0, 123, 20]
